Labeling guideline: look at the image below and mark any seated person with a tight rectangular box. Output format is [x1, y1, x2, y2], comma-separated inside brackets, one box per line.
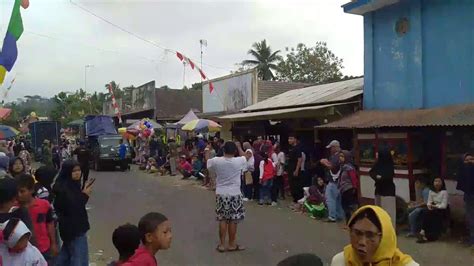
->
[178, 155, 193, 179]
[146, 158, 159, 174]
[191, 155, 204, 179]
[159, 155, 171, 176]
[304, 176, 327, 219]
[417, 177, 449, 243]
[0, 218, 47, 266]
[407, 177, 430, 237]
[139, 155, 149, 171]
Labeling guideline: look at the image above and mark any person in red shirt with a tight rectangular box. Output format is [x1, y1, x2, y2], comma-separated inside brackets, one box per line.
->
[177, 156, 193, 179]
[108, 224, 140, 266]
[123, 212, 172, 266]
[17, 174, 58, 264]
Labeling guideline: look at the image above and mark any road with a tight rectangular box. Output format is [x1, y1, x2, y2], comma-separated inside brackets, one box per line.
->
[86, 167, 473, 266]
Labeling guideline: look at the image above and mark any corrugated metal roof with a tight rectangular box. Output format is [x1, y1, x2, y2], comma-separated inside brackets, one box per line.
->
[243, 78, 363, 112]
[257, 80, 311, 102]
[219, 102, 353, 121]
[318, 103, 474, 128]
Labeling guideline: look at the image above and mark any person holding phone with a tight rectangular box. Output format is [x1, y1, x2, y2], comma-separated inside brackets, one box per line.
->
[53, 160, 94, 266]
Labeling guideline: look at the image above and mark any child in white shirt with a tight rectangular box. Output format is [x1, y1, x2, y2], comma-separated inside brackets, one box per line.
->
[0, 218, 47, 266]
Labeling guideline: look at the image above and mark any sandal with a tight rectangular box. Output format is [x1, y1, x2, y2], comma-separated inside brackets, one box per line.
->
[216, 245, 226, 253]
[227, 245, 246, 252]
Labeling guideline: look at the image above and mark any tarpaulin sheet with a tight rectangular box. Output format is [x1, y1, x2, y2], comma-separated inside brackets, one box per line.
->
[85, 115, 117, 136]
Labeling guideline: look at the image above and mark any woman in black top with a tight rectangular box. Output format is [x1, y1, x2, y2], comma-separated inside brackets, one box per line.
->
[369, 148, 396, 225]
[53, 160, 94, 266]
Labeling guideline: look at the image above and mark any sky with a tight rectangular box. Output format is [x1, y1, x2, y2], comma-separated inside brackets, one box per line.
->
[0, 0, 363, 101]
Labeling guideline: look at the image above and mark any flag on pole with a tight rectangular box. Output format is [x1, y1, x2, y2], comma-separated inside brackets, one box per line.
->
[0, 0, 28, 85]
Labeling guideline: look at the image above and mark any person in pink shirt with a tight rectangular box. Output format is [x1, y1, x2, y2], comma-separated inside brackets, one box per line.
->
[178, 156, 193, 179]
[123, 212, 172, 266]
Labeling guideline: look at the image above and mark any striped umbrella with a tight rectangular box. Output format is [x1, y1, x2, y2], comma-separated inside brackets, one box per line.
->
[0, 125, 19, 139]
[181, 119, 221, 133]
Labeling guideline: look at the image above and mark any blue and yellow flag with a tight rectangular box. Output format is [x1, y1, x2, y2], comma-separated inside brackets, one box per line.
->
[0, 0, 29, 84]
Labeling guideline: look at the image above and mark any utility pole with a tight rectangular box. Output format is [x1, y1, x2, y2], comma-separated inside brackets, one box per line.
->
[199, 39, 207, 86]
[84, 64, 94, 91]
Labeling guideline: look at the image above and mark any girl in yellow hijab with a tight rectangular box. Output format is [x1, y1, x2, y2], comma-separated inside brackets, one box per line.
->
[331, 205, 419, 266]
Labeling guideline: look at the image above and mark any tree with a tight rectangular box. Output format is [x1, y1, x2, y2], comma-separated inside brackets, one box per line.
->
[242, 39, 281, 80]
[277, 42, 344, 84]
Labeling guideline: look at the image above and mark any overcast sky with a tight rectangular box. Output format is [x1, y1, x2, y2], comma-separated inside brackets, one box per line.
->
[0, 0, 363, 101]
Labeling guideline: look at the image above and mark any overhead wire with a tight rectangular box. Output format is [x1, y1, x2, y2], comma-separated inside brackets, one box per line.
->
[68, 0, 235, 72]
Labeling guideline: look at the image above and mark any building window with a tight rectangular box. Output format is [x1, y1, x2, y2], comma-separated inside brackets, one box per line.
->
[395, 18, 409, 36]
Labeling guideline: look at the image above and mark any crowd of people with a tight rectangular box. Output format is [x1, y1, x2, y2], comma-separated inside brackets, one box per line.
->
[0, 130, 473, 265]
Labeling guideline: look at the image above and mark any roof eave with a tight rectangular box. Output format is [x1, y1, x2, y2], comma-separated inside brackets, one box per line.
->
[342, 0, 400, 15]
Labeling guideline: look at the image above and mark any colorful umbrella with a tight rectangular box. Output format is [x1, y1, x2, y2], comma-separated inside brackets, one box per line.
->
[0, 125, 19, 139]
[181, 119, 221, 133]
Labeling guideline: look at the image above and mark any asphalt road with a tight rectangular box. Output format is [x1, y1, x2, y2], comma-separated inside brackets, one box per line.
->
[86, 167, 473, 266]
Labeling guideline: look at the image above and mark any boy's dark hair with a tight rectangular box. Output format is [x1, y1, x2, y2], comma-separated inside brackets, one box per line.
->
[0, 177, 17, 205]
[138, 212, 168, 244]
[17, 174, 35, 190]
[34, 166, 57, 189]
[277, 253, 323, 266]
[112, 224, 141, 261]
[223, 142, 237, 155]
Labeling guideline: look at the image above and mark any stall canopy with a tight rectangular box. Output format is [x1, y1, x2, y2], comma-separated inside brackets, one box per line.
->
[0, 108, 12, 120]
[176, 109, 199, 125]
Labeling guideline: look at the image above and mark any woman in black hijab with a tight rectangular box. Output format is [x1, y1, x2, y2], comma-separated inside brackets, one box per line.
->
[369, 148, 396, 224]
[53, 160, 94, 266]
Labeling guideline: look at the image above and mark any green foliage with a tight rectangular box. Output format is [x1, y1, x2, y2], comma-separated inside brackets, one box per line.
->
[242, 39, 281, 80]
[277, 42, 344, 84]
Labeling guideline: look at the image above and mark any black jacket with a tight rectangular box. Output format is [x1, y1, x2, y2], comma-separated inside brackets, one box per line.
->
[369, 164, 396, 196]
[53, 180, 90, 242]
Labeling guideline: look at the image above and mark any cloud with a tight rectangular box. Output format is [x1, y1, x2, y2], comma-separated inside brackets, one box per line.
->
[0, 0, 362, 101]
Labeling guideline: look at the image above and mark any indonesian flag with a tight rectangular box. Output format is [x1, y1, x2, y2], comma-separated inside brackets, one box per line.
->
[176, 52, 184, 61]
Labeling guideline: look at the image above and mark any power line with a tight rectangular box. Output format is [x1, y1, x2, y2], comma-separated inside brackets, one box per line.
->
[68, 0, 234, 72]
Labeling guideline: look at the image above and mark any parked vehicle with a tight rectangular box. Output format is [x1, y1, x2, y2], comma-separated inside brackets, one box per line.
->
[28, 121, 60, 161]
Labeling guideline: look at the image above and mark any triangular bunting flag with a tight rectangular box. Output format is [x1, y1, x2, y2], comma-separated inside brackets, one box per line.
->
[209, 82, 214, 93]
[176, 52, 184, 61]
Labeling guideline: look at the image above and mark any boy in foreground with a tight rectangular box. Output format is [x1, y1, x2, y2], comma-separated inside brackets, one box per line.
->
[123, 212, 172, 266]
[109, 223, 141, 265]
[17, 174, 58, 263]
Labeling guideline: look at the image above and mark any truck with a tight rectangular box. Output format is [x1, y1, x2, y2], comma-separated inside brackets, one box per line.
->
[28, 121, 61, 160]
[84, 115, 129, 171]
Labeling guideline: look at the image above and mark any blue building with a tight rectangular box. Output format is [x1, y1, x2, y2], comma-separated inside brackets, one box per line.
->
[321, 0, 474, 206]
[345, 0, 474, 110]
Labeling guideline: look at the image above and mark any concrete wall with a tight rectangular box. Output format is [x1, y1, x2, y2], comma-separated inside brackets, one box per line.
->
[363, 0, 474, 110]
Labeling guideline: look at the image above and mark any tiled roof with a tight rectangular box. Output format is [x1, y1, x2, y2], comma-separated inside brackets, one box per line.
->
[257, 80, 311, 102]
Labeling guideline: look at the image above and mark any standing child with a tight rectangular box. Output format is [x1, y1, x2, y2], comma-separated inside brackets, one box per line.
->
[0, 218, 47, 266]
[34, 166, 58, 203]
[123, 212, 172, 266]
[17, 174, 58, 264]
[259, 151, 276, 206]
[109, 224, 141, 266]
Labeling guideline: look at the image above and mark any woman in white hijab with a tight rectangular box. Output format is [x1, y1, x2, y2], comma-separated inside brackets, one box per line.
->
[243, 149, 255, 201]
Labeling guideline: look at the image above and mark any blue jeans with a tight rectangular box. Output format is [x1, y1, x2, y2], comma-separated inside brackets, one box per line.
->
[325, 182, 344, 221]
[408, 207, 424, 234]
[465, 194, 474, 245]
[56, 234, 89, 266]
[260, 179, 273, 204]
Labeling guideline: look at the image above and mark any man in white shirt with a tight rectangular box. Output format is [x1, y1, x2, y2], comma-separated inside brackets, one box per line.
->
[207, 142, 246, 253]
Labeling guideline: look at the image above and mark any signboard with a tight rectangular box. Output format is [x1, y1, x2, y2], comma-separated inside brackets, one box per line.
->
[202, 70, 256, 113]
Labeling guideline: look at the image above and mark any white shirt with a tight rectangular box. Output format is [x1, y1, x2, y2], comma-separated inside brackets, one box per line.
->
[0, 242, 47, 266]
[207, 156, 246, 196]
[274, 152, 285, 176]
[427, 190, 448, 209]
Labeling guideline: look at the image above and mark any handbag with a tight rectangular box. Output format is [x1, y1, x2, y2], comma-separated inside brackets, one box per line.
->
[244, 171, 253, 185]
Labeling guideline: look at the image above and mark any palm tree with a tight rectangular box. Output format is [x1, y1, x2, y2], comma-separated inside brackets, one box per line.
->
[242, 39, 281, 80]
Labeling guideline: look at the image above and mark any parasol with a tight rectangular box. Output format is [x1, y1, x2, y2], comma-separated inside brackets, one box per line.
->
[181, 119, 221, 133]
[0, 125, 19, 139]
